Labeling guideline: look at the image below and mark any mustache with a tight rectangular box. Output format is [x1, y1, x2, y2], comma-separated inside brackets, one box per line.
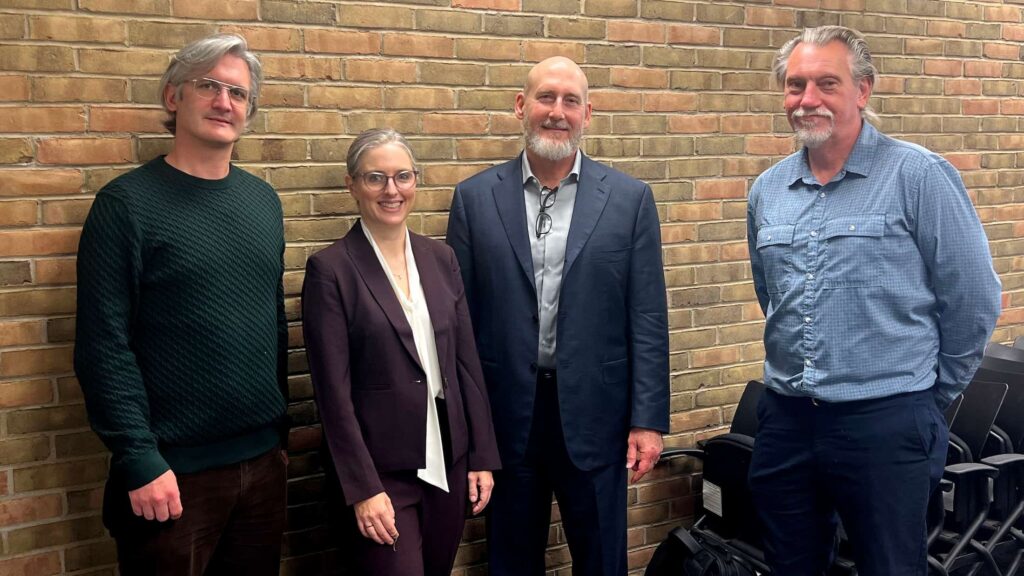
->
[791, 107, 834, 120]
[541, 120, 571, 130]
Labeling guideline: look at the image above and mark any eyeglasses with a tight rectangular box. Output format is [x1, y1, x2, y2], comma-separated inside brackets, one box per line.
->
[189, 77, 250, 106]
[353, 170, 419, 193]
[535, 186, 558, 239]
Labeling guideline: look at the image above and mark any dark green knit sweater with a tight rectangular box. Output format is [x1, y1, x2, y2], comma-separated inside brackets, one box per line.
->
[75, 157, 288, 490]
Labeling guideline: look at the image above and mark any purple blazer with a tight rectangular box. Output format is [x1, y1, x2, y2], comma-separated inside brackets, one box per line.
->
[302, 221, 501, 506]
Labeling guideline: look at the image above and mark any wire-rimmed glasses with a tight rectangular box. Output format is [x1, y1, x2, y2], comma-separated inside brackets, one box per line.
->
[535, 186, 558, 239]
[189, 78, 250, 107]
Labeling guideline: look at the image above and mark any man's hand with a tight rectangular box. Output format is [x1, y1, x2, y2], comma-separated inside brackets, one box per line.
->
[467, 470, 494, 515]
[128, 469, 182, 522]
[626, 427, 664, 484]
[354, 492, 398, 545]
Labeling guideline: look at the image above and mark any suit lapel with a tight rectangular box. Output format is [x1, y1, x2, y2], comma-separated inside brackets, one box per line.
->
[491, 156, 536, 289]
[345, 221, 423, 370]
[410, 233, 449, 363]
[564, 155, 611, 275]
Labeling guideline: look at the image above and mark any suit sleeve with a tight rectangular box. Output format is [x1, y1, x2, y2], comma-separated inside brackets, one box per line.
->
[628, 186, 670, 432]
[448, 247, 502, 471]
[74, 193, 170, 490]
[445, 185, 476, 316]
[912, 159, 1002, 408]
[302, 255, 384, 505]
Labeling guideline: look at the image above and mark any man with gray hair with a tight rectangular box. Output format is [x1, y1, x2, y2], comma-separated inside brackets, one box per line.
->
[75, 34, 288, 574]
[747, 25, 1001, 574]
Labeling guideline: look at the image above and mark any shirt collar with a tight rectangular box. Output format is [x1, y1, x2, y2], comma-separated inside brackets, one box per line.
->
[784, 121, 879, 186]
[521, 149, 582, 187]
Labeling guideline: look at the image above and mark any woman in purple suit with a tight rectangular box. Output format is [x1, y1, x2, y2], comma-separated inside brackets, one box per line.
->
[302, 129, 501, 576]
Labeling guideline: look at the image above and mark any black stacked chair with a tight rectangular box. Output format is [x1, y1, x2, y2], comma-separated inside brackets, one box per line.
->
[929, 378, 1007, 576]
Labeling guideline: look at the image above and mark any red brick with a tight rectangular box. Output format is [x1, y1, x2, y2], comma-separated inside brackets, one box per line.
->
[453, 0, 518, 10]
[745, 7, 793, 27]
[0, 552, 61, 576]
[304, 29, 380, 54]
[963, 99, 999, 115]
[746, 136, 795, 155]
[1003, 100, 1024, 115]
[0, 200, 37, 226]
[944, 153, 981, 171]
[0, 107, 85, 132]
[927, 21, 965, 38]
[722, 115, 770, 134]
[645, 93, 697, 112]
[923, 59, 962, 77]
[173, 0, 257, 19]
[346, 60, 416, 83]
[610, 68, 667, 89]
[607, 21, 665, 43]
[0, 229, 80, 257]
[668, 115, 717, 133]
[37, 138, 133, 164]
[0, 347, 74, 378]
[90, 108, 165, 133]
[0, 74, 30, 101]
[984, 43, 1019, 60]
[382, 34, 454, 58]
[667, 24, 719, 45]
[945, 79, 981, 96]
[34, 258, 77, 285]
[0, 379, 53, 409]
[0, 494, 62, 527]
[694, 179, 747, 200]
[423, 114, 489, 135]
[0, 321, 44, 346]
[0, 170, 81, 197]
[523, 41, 585, 63]
[218, 25, 300, 51]
[589, 91, 642, 111]
[1005, 24, 1024, 42]
[986, 5, 1022, 23]
[965, 61, 1002, 77]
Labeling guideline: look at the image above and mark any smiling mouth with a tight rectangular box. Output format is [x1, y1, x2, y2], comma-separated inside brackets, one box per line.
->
[378, 200, 403, 209]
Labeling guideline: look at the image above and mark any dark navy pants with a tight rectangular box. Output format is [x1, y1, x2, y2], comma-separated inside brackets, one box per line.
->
[749, 388, 947, 576]
[487, 369, 628, 576]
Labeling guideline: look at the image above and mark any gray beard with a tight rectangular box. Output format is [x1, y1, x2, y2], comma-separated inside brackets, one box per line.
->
[525, 130, 581, 161]
[796, 125, 833, 148]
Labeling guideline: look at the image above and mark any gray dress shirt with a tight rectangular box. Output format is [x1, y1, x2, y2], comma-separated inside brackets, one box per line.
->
[522, 151, 581, 369]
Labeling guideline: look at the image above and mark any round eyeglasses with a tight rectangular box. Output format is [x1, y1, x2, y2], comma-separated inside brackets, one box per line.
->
[189, 77, 250, 106]
[353, 170, 420, 193]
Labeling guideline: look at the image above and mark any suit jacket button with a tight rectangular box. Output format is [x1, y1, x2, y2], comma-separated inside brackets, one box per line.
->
[529, 362, 537, 373]
[532, 314, 538, 324]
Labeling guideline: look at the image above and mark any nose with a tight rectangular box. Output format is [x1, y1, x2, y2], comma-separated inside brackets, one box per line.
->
[211, 86, 233, 110]
[800, 83, 822, 108]
[548, 98, 566, 120]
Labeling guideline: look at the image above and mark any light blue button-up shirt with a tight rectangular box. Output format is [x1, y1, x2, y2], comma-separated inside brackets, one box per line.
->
[747, 122, 1001, 407]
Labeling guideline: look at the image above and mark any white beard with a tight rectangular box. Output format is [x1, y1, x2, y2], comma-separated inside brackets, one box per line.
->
[524, 119, 582, 161]
[791, 107, 834, 149]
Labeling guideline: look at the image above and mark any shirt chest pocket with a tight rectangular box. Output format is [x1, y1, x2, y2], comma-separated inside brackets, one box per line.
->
[756, 224, 795, 294]
[821, 214, 885, 289]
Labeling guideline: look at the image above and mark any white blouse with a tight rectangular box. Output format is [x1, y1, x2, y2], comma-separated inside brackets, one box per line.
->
[362, 225, 448, 492]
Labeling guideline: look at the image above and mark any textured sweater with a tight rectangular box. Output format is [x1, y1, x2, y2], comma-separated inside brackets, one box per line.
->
[75, 157, 288, 490]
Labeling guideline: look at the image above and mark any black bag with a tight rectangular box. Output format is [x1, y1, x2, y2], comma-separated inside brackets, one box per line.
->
[646, 526, 760, 576]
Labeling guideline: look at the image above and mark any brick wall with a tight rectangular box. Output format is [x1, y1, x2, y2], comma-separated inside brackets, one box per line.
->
[1, 0, 1023, 574]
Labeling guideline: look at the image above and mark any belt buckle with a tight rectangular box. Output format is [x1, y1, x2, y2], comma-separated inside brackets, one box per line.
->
[811, 397, 821, 407]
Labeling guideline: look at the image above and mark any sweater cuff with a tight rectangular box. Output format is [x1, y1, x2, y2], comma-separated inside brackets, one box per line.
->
[117, 450, 171, 491]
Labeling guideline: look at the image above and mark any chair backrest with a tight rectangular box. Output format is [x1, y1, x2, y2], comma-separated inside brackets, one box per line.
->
[729, 381, 765, 437]
[943, 394, 963, 425]
[985, 341, 1024, 363]
[974, 366, 1024, 453]
[1013, 336, 1024, 351]
[950, 379, 1008, 462]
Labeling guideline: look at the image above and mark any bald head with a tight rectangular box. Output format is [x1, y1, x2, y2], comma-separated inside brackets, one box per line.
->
[523, 57, 589, 101]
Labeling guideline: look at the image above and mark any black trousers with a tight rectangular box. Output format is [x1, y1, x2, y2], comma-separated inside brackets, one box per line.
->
[487, 369, 628, 576]
[104, 446, 287, 576]
[749, 388, 948, 576]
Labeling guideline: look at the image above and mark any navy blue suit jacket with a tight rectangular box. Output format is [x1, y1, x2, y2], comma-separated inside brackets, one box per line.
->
[446, 153, 669, 471]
